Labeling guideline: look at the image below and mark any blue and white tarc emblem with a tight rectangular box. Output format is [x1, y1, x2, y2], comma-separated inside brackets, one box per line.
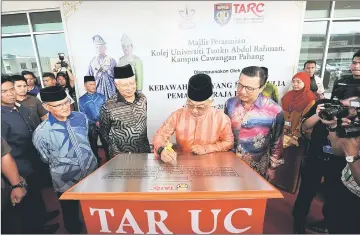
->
[214, 3, 232, 26]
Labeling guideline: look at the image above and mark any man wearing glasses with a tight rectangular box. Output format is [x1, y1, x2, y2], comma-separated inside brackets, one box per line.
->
[225, 66, 285, 181]
[32, 86, 98, 234]
[152, 74, 234, 164]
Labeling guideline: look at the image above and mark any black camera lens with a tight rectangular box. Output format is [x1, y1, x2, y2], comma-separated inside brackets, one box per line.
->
[318, 110, 335, 121]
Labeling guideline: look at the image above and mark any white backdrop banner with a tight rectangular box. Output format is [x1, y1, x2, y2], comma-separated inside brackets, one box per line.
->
[62, 1, 305, 140]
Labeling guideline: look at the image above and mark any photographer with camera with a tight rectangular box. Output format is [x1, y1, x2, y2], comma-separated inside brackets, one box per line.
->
[321, 88, 360, 234]
[53, 53, 78, 111]
[292, 85, 359, 233]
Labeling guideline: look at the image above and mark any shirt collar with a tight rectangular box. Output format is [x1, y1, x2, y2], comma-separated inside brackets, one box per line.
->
[86, 92, 96, 97]
[1, 102, 21, 111]
[49, 112, 74, 126]
[254, 94, 264, 108]
[17, 96, 29, 103]
[238, 94, 264, 109]
[1, 105, 16, 111]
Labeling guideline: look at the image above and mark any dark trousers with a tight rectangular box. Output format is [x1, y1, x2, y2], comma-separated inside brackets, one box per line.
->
[1, 172, 48, 233]
[326, 181, 360, 234]
[57, 192, 83, 234]
[292, 154, 346, 223]
[88, 124, 110, 162]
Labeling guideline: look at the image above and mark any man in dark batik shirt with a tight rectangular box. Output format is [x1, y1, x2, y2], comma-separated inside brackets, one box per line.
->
[100, 64, 150, 157]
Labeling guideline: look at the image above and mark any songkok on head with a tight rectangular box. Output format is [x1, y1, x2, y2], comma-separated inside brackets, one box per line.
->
[92, 35, 106, 45]
[121, 33, 132, 46]
[187, 74, 213, 101]
[114, 65, 134, 80]
[40, 86, 67, 102]
[84, 76, 95, 83]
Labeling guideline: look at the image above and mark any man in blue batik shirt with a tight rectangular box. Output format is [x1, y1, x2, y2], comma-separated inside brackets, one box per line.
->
[79, 75, 109, 162]
[32, 86, 98, 234]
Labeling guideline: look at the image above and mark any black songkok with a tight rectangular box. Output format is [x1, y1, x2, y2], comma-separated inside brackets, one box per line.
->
[113, 64, 134, 80]
[187, 74, 213, 101]
[84, 76, 95, 83]
[40, 86, 67, 102]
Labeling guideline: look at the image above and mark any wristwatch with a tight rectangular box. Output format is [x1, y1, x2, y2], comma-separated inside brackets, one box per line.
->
[11, 180, 28, 190]
[346, 155, 360, 163]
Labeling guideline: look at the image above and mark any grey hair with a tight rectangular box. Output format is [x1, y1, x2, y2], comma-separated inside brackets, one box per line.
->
[207, 95, 214, 102]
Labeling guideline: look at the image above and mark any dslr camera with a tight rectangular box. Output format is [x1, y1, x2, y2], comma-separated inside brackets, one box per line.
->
[319, 83, 360, 138]
[57, 53, 68, 68]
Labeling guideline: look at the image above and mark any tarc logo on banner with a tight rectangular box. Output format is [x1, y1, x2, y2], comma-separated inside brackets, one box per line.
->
[233, 2, 265, 24]
[233, 2, 265, 17]
[178, 5, 196, 29]
[214, 3, 232, 26]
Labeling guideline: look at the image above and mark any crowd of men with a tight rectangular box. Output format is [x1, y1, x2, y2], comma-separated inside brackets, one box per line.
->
[1, 50, 360, 234]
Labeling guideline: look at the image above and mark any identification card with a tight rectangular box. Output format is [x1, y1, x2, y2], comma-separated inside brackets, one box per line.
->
[285, 121, 292, 127]
[322, 145, 334, 154]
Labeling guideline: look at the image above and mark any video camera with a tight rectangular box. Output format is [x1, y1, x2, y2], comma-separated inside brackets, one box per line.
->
[318, 83, 360, 138]
[57, 53, 68, 68]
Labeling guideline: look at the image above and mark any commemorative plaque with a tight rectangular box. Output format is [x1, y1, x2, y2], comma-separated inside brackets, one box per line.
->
[61, 152, 282, 234]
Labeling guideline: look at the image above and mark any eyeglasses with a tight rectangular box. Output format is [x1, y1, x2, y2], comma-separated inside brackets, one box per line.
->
[46, 98, 71, 109]
[237, 83, 261, 93]
[186, 101, 208, 112]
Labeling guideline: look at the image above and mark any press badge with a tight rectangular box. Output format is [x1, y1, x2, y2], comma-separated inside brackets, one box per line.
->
[285, 121, 292, 127]
[322, 145, 334, 154]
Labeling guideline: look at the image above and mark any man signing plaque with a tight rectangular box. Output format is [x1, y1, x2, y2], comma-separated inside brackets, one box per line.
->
[152, 74, 234, 163]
